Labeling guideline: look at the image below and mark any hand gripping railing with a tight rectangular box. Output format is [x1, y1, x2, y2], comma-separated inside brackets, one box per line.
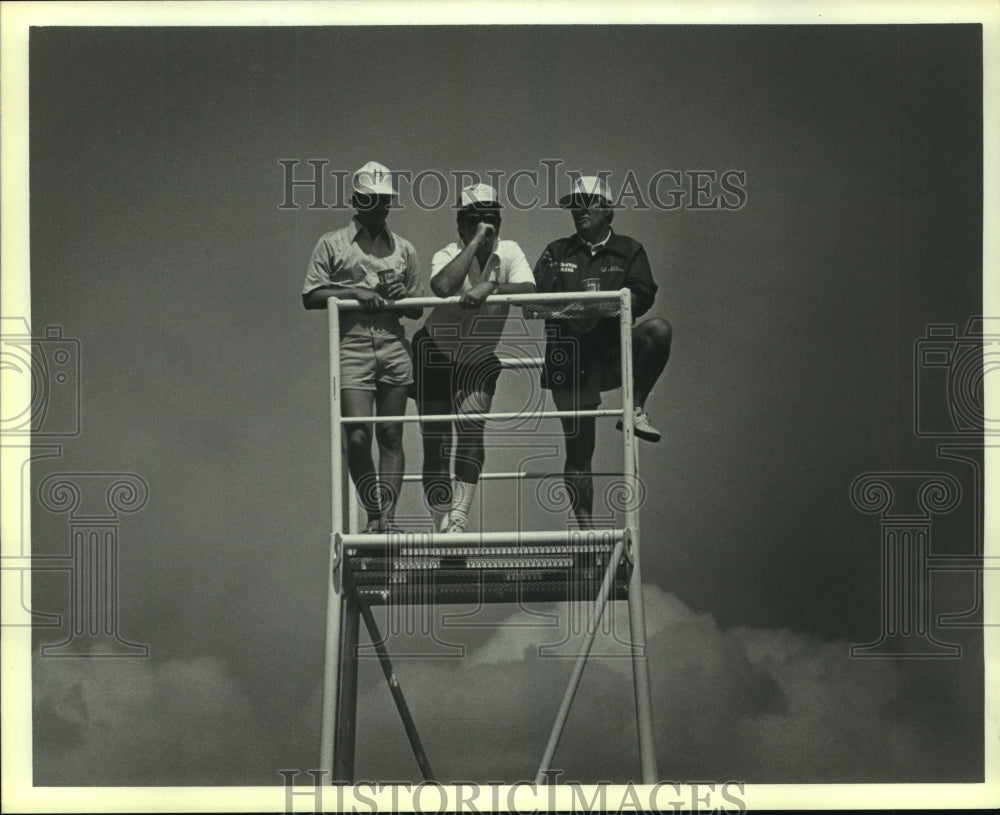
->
[318, 289, 658, 784]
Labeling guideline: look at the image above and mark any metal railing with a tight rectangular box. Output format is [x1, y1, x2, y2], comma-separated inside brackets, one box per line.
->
[318, 289, 658, 783]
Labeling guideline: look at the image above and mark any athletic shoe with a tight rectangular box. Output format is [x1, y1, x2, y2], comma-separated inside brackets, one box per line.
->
[432, 509, 451, 533]
[615, 408, 662, 442]
[362, 521, 405, 534]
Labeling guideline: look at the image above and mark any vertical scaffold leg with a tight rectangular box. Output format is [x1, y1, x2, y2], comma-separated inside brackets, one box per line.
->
[320, 543, 344, 775]
[619, 288, 658, 784]
[320, 300, 345, 777]
[333, 598, 360, 782]
[626, 527, 657, 783]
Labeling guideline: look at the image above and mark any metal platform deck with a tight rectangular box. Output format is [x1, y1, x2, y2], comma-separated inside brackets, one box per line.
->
[345, 537, 631, 606]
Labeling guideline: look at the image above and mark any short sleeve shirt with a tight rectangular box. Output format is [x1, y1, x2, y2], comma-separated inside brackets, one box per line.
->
[303, 218, 421, 334]
[421, 238, 534, 351]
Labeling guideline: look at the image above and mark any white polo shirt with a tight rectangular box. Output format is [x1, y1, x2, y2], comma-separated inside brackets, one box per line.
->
[422, 238, 534, 351]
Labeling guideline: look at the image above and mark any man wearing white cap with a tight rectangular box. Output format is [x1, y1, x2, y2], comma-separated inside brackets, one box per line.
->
[302, 161, 423, 533]
[411, 183, 536, 533]
[533, 176, 672, 528]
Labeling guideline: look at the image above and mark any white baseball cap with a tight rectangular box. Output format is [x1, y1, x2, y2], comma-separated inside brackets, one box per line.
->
[353, 161, 396, 196]
[559, 175, 613, 207]
[459, 183, 500, 208]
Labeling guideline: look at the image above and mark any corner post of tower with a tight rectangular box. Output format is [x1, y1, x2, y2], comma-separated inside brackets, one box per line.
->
[320, 298, 346, 776]
[619, 287, 658, 783]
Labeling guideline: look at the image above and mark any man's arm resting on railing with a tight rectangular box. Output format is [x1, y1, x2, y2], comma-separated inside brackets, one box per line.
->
[397, 300, 424, 320]
[498, 281, 536, 296]
[460, 280, 536, 309]
[302, 285, 386, 311]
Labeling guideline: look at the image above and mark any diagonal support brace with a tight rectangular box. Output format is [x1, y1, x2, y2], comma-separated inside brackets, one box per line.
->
[534, 534, 627, 784]
[342, 562, 435, 781]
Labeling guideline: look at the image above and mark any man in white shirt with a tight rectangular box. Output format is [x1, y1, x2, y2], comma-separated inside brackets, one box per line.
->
[411, 184, 536, 532]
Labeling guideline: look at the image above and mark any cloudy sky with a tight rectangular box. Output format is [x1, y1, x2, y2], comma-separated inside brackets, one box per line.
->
[3, 1, 997, 811]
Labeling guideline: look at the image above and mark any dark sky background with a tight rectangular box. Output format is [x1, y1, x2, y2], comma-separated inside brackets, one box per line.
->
[9, 15, 992, 803]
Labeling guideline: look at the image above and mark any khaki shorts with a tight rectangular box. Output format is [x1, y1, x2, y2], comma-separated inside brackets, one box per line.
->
[339, 329, 413, 391]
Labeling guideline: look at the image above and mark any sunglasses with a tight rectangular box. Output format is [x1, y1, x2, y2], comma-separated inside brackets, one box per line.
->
[570, 196, 607, 210]
[353, 193, 394, 209]
[461, 212, 501, 226]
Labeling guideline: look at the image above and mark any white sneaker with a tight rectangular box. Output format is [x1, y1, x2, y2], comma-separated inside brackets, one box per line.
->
[616, 407, 662, 442]
[432, 509, 451, 533]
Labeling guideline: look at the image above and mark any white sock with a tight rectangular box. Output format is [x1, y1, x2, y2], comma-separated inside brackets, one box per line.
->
[449, 479, 477, 528]
[432, 508, 451, 532]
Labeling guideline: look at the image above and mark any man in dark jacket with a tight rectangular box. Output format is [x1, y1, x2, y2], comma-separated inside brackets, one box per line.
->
[533, 176, 672, 527]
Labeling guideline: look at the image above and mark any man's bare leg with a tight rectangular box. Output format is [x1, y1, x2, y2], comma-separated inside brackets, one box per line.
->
[632, 318, 672, 409]
[342, 388, 381, 531]
[374, 383, 409, 530]
[558, 413, 596, 529]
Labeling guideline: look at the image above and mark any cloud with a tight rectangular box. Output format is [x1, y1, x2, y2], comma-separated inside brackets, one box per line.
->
[33, 654, 274, 785]
[347, 585, 981, 783]
[731, 624, 983, 782]
[30, 587, 981, 786]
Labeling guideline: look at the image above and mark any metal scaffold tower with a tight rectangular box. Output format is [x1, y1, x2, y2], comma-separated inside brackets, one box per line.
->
[319, 290, 657, 783]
